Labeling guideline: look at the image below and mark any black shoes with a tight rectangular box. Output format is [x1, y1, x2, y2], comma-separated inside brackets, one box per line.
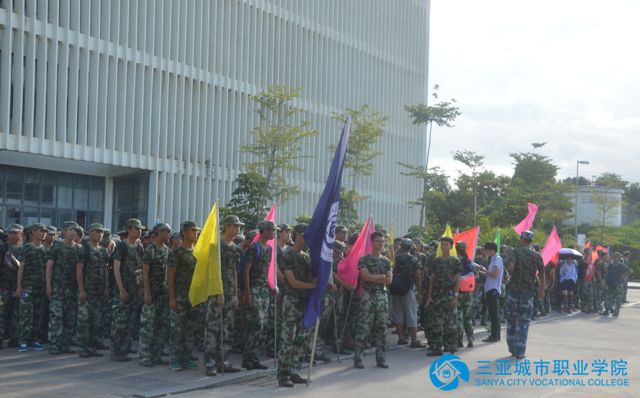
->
[482, 337, 500, 343]
[354, 361, 365, 369]
[376, 362, 389, 369]
[290, 373, 306, 384]
[278, 378, 294, 388]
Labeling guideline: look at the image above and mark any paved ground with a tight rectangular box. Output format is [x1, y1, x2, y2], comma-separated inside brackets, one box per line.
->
[1, 289, 638, 398]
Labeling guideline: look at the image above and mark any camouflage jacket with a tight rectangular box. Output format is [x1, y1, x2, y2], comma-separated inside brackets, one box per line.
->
[358, 254, 392, 293]
[0, 243, 22, 290]
[244, 241, 272, 288]
[113, 240, 144, 292]
[49, 241, 80, 289]
[281, 249, 314, 299]
[21, 243, 49, 289]
[143, 243, 169, 296]
[428, 255, 462, 294]
[220, 240, 239, 297]
[79, 242, 109, 295]
[168, 246, 196, 299]
[506, 246, 545, 297]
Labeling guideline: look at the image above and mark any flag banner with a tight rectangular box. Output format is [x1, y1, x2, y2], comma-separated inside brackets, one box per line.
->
[303, 117, 351, 329]
[238, 205, 277, 292]
[189, 202, 223, 306]
[337, 216, 375, 288]
[453, 226, 480, 260]
[436, 224, 458, 258]
[540, 226, 562, 267]
[514, 203, 539, 235]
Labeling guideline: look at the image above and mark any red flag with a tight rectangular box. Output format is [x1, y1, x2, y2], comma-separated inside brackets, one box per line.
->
[337, 216, 375, 288]
[453, 226, 480, 260]
[540, 226, 562, 267]
[252, 205, 278, 290]
[584, 251, 597, 282]
[514, 203, 539, 235]
[594, 245, 608, 254]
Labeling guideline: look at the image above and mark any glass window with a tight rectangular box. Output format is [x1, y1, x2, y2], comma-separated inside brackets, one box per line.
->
[57, 209, 74, 226]
[23, 169, 41, 205]
[75, 210, 88, 229]
[0, 206, 5, 227]
[41, 172, 56, 206]
[40, 208, 55, 226]
[89, 177, 104, 210]
[0, 166, 5, 202]
[23, 207, 39, 226]
[6, 168, 23, 204]
[7, 207, 21, 225]
[74, 175, 90, 209]
[58, 174, 73, 208]
[88, 211, 103, 225]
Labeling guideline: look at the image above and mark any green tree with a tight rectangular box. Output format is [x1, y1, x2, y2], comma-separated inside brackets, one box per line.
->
[330, 105, 387, 227]
[595, 172, 628, 189]
[404, 85, 461, 226]
[399, 164, 451, 235]
[452, 149, 485, 225]
[241, 85, 319, 204]
[221, 172, 270, 230]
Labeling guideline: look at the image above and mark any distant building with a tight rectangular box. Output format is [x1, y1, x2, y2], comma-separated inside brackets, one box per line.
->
[564, 185, 624, 227]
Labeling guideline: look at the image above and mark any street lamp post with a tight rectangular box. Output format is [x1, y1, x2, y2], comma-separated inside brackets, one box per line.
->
[575, 160, 590, 244]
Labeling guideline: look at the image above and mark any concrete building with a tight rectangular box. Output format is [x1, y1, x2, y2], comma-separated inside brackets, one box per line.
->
[564, 185, 625, 228]
[0, 0, 429, 232]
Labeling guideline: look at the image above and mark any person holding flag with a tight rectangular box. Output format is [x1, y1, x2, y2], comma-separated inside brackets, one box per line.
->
[203, 215, 244, 376]
[239, 220, 275, 370]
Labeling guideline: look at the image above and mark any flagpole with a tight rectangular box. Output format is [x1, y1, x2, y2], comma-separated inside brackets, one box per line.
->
[216, 203, 225, 376]
[307, 317, 320, 386]
[338, 288, 354, 357]
[273, 204, 278, 370]
[332, 298, 341, 363]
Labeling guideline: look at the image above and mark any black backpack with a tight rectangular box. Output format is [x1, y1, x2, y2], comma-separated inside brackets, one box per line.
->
[605, 265, 620, 289]
[389, 255, 413, 296]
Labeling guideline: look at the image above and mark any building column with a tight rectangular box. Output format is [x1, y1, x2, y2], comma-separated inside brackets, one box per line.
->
[104, 177, 114, 229]
[148, 170, 159, 225]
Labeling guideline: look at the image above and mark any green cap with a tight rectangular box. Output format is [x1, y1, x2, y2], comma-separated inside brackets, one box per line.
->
[124, 218, 146, 230]
[257, 220, 277, 231]
[31, 223, 48, 232]
[151, 223, 172, 233]
[181, 221, 201, 231]
[88, 223, 105, 232]
[8, 224, 24, 233]
[46, 226, 58, 234]
[333, 240, 347, 252]
[335, 225, 348, 234]
[223, 215, 245, 226]
[278, 223, 292, 231]
[293, 223, 308, 234]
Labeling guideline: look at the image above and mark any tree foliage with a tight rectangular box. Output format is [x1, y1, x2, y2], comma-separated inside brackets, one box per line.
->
[221, 172, 270, 230]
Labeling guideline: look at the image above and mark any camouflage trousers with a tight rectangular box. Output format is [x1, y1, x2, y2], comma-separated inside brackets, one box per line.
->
[421, 296, 434, 344]
[204, 295, 236, 367]
[580, 279, 597, 313]
[354, 290, 388, 364]
[277, 294, 309, 381]
[604, 285, 624, 314]
[505, 291, 533, 357]
[0, 288, 19, 345]
[77, 293, 105, 353]
[457, 292, 475, 344]
[110, 287, 139, 355]
[620, 277, 628, 302]
[314, 290, 336, 357]
[19, 287, 46, 344]
[427, 292, 458, 352]
[48, 287, 77, 351]
[239, 286, 269, 363]
[263, 293, 277, 354]
[139, 292, 168, 363]
[474, 286, 486, 323]
[169, 296, 199, 363]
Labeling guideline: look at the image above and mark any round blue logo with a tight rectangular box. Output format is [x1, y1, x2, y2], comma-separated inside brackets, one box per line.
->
[429, 354, 470, 391]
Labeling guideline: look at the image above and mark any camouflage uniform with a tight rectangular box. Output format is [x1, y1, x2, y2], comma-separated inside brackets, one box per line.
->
[204, 239, 239, 370]
[353, 254, 391, 366]
[139, 243, 169, 364]
[277, 249, 313, 382]
[474, 255, 488, 325]
[110, 240, 143, 356]
[239, 241, 272, 365]
[594, 259, 608, 313]
[77, 243, 108, 354]
[0, 243, 22, 346]
[48, 242, 80, 352]
[603, 261, 631, 316]
[457, 258, 477, 346]
[169, 246, 199, 364]
[19, 243, 49, 345]
[505, 246, 544, 357]
[427, 256, 462, 353]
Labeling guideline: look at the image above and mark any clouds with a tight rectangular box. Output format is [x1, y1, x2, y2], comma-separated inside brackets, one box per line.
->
[428, 0, 640, 182]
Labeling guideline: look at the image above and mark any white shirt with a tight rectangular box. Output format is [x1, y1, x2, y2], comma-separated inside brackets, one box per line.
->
[559, 260, 578, 283]
[485, 254, 504, 293]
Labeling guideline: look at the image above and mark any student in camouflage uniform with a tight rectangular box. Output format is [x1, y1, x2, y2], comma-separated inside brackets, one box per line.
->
[203, 215, 244, 376]
[602, 252, 633, 317]
[580, 249, 597, 313]
[277, 224, 315, 387]
[264, 224, 291, 358]
[16, 223, 49, 352]
[0, 224, 23, 348]
[455, 241, 476, 348]
[425, 237, 462, 356]
[138, 223, 171, 366]
[621, 251, 631, 303]
[474, 248, 488, 326]
[239, 220, 275, 370]
[45, 222, 80, 354]
[76, 223, 109, 358]
[111, 218, 145, 361]
[331, 239, 351, 355]
[594, 251, 608, 313]
[353, 231, 392, 369]
[504, 231, 545, 360]
[168, 221, 200, 371]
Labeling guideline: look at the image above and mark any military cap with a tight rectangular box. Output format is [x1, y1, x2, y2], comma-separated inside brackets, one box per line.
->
[117, 228, 127, 236]
[455, 241, 467, 250]
[347, 233, 359, 245]
[333, 240, 347, 252]
[257, 220, 277, 231]
[141, 231, 150, 240]
[400, 238, 415, 251]
[429, 240, 438, 247]
[335, 225, 348, 234]
[223, 215, 245, 226]
[293, 223, 308, 234]
[46, 226, 58, 234]
[278, 223, 292, 231]
[124, 218, 146, 230]
[612, 251, 623, 258]
[74, 225, 84, 237]
[623, 251, 631, 256]
[151, 223, 172, 233]
[63, 221, 79, 229]
[413, 238, 424, 247]
[8, 224, 24, 233]
[520, 230, 534, 243]
[532, 243, 541, 251]
[31, 223, 48, 232]
[244, 230, 258, 241]
[88, 223, 105, 232]
[180, 220, 201, 231]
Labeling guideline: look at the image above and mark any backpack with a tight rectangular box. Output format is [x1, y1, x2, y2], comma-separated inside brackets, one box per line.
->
[389, 256, 413, 296]
[237, 242, 262, 292]
[459, 272, 476, 293]
[605, 265, 620, 289]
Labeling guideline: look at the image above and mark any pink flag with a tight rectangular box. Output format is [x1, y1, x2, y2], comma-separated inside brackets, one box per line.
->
[337, 216, 375, 288]
[252, 205, 278, 290]
[514, 203, 539, 235]
[540, 226, 562, 267]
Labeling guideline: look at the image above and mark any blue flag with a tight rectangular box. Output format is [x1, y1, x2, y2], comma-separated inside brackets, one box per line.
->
[303, 117, 351, 328]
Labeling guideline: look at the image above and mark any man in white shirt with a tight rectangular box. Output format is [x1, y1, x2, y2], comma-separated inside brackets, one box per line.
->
[478, 242, 504, 342]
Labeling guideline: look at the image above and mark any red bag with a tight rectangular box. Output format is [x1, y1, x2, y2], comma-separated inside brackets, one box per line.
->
[459, 273, 476, 293]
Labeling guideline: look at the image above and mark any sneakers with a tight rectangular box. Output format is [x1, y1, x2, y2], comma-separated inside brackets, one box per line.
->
[19, 344, 28, 353]
[397, 338, 408, 345]
[29, 342, 44, 351]
[111, 353, 132, 362]
[89, 350, 103, 357]
[205, 367, 217, 376]
[353, 361, 365, 369]
[78, 351, 91, 358]
[315, 353, 332, 363]
[278, 378, 294, 388]
[139, 360, 154, 367]
[181, 360, 198, 370]
[217, 361, 242, 373]
[169, 361, 183, 371]
[376, 362, 389, 369]
[290, 373, 306, 384]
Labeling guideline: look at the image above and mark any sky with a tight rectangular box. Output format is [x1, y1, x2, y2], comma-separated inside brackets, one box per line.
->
[427, 0, 640, 184]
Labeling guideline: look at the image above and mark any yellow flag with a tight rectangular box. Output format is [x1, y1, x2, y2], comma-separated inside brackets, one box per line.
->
[189, 202, 223, 306]
[435, 224, 458, 258]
